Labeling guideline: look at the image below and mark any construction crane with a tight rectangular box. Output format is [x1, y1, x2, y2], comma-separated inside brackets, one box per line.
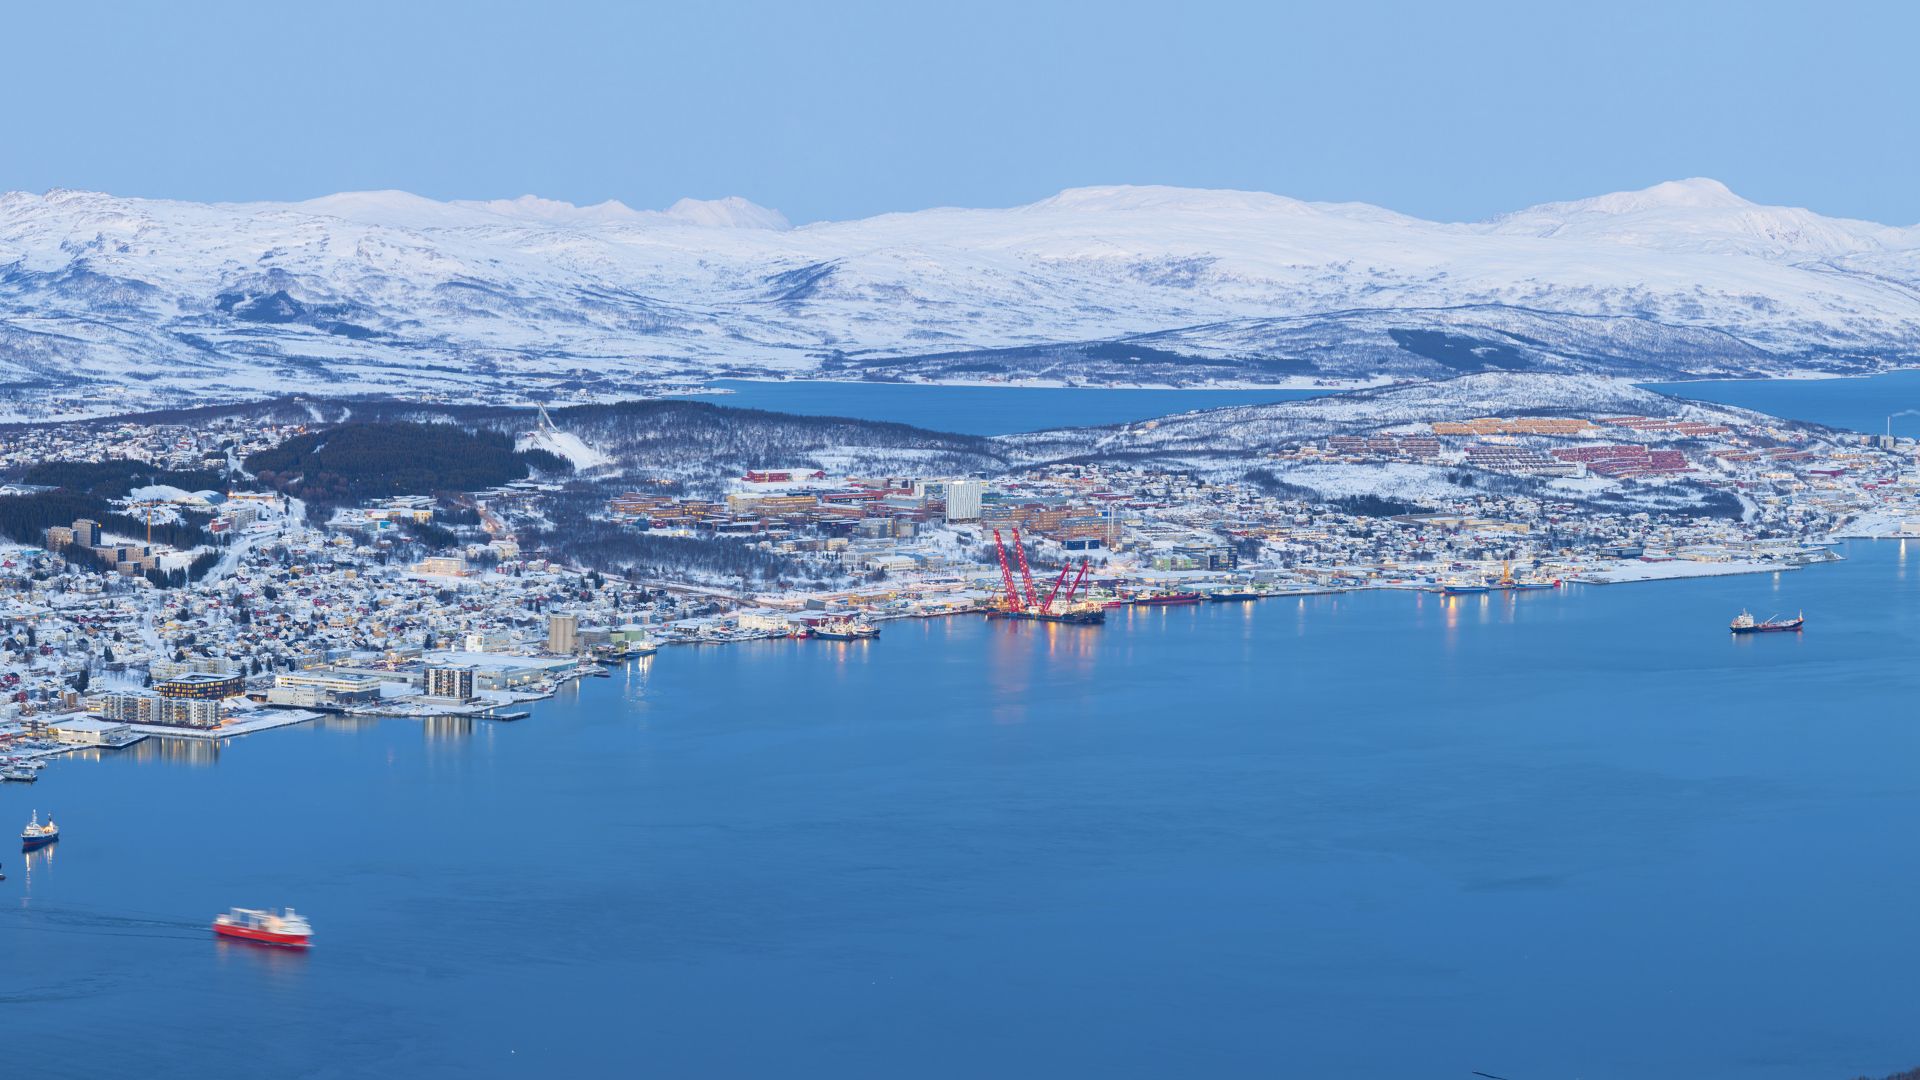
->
[991, 529, 1024, 612]
[989, 532, 1103, 624]
[1042, 557, 1092, 614]
[1010, 528, 1040, 611]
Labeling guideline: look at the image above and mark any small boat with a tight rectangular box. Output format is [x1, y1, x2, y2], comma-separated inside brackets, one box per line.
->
[1731, 609, 1803, 634]
[811, 618, 880, 641]
[21, 810, 58, 851]
[213, 907, 313, 948]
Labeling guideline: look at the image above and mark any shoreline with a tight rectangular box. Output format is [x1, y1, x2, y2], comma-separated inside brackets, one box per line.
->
[3, 549, 1864, 782]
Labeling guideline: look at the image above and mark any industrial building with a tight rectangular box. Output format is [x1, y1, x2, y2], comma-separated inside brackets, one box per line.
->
[267, 671, 385, 710]
[547, 613, 578, 655]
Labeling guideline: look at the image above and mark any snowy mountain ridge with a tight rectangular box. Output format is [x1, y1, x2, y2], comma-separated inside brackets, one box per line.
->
[4, 179, 1920, 418]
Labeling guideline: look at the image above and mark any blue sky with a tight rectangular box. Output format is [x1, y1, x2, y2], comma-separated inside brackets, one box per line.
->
[6, 0, 1915, 224]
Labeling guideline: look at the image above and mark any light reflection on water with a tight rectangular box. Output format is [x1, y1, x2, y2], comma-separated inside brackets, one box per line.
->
[123, 737, 221, 767]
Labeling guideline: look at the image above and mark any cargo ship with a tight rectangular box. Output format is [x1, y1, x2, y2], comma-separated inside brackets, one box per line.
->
[810, 618, 880, 641]
[1730, 610, 1803, 634]
[1506, 579, 1562, 591]
[1438, 582, 1490, 596]
[213, 907, 313, 948]
[20, 810, 58, 851]
[1133, 592, 1202, 606]
[1206, 588, 1265, 602]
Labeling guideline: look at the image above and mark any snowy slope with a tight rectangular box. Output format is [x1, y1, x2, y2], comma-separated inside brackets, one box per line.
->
[996, 372, 1783, 462]
[4, 179, 1920, 416]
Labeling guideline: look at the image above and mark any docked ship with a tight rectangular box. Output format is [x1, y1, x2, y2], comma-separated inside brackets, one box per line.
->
[213, 907, 313, 948]
[1506, 579, 1562, 590]
[1730, 610, 1804, 634]
[21, 810, 58, 851]
[1133, 591, 1202, 606]
[2, 763, 37, 783]
[1206, 588, 1265, 602]
[1438, 581, 1490, 596]
[589, 638, 659, 663]
[810, 618, 880, 641]
[988, 606, 1107, 625]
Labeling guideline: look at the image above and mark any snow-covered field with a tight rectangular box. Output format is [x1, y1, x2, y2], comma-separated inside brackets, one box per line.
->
[1575, 559, 1805, 584]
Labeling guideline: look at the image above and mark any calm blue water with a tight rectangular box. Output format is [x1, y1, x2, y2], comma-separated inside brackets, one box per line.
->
[8, 543, 1920, 1079]
[1649, 371, 1920, 436]
[681, 372, 1920, 438]
[684, 379, 1323, 434]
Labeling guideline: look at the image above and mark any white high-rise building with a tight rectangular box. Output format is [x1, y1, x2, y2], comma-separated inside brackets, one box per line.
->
[943, 479, 985, 523]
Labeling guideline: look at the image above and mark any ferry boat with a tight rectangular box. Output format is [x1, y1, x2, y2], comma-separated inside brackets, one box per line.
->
[1, 764, 37, 783]
[1206, 588, 1265, 602]
[213, 907, 313, 948]
[20, 810, 58, 851]
[810, 618, 880, 641]
[1730, 609, 1804, 634]
[1439, 582, 1490, 596]
[1133, 591, 1202, 606]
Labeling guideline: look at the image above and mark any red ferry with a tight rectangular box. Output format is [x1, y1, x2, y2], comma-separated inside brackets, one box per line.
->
[213, 907, 313, 948]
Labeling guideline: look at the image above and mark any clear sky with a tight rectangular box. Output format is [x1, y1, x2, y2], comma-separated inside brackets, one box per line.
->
[7, 0, 1916, 225]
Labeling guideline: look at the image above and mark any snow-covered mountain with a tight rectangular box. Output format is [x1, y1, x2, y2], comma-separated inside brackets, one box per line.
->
[4, 178, 1920, 417]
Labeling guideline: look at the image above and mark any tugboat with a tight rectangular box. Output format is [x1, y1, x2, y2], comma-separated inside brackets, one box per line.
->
[1730, 609, 1804, 634]
[213, 907, 313, 949]
[20, 810, 58, 851]
[810, 618, 880, 641]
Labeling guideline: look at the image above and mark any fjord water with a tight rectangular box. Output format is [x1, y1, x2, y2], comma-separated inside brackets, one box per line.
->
[1650, 371, 1920, 435]
[9, 544, 1920, 1079]
[686, 379, 1324, 434]
[688, 372, 1920, 437]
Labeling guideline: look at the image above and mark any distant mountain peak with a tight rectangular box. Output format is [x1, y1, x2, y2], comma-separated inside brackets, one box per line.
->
[1024, 185, 1314, 217]
[661, 196, 790, 231]
[1582, 177, 1749, 213]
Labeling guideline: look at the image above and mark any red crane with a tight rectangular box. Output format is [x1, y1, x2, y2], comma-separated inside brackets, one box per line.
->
[1041, 562, 1073, 613]
[1039, 556, 1094, 614]
[1011, 529, 1040, 611]
[1064, 558, 1091, 607]
[991, 529, 1024, 612]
